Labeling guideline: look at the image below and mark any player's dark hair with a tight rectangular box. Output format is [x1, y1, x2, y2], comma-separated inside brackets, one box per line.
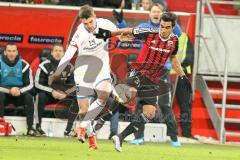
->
[79, 5, 95, 19]
[160, 12, 177, 27]
[5, 42, 17, 51]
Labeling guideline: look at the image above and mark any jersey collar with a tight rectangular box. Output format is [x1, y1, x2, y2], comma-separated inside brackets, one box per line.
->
[159, 32, 172, 41]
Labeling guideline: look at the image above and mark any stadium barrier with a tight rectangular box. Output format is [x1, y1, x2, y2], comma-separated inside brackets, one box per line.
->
[5, 116, 167, 142]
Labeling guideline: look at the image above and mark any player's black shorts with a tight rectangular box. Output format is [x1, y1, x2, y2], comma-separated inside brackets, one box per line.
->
[126, 69, 171, 106]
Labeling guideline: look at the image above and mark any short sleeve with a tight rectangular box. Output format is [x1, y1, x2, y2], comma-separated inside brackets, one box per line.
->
[70, 29, 80, 48]
[172, 39, 179, 56]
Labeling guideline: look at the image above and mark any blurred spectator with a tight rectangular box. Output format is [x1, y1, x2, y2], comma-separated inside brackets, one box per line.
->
[0, 0, 26, 2]
[140, 0, 153, 11]
[91, 0, 131, 9]
[35, 44, 78, 136]
[58, 0, 92, 6]
[0, 43, 36, 136]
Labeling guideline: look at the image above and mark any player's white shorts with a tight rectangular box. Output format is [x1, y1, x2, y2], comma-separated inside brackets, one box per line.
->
[74, 64, 111, 99]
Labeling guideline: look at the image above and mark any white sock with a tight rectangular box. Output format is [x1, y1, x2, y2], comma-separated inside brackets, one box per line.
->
[86, 121, 95, 136]
[79, 120, 89, 128]
[82, 100, 104, 122]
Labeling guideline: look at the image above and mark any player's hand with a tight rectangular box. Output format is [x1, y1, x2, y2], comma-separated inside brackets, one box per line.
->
[57, 90, 67, 100]
[113, 9, 123, 23]
[179, 75, 193, 94]
[10, 87, 21, 96]
[94, 28, 112, 41]
[119, 33, 134, 41]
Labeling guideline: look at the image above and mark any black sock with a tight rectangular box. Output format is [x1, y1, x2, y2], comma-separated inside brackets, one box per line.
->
[36, 123, 41, 129]
[119, 113, 149, 140]
[94, 118, 105, 131]
[134, 123, 145, 139]
[119, 121, 142, 141]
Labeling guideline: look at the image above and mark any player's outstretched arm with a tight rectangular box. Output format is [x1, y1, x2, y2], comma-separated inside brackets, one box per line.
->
[94, 28, 133, 41]
[48, 45, 77, 85]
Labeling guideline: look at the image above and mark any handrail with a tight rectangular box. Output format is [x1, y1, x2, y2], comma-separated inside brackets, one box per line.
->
[201, 36, 224, 84]
[192, 0, 202, 100]
[209, 0, 240, 5]
[204, 0, 230, 144]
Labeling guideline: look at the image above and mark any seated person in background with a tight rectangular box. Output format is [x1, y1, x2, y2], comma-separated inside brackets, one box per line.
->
[0, 43, 36, 136]
[35, 44, 78, 136]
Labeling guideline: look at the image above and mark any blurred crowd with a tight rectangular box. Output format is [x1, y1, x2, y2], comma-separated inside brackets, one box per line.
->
[0, 0, 167, 11]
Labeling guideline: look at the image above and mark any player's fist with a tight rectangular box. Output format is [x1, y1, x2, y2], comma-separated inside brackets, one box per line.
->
[94, 28, 111, 41]
[179, 75, 192, 94]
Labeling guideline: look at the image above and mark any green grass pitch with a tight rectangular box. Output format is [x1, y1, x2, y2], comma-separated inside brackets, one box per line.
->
[0, 136, 239, 160]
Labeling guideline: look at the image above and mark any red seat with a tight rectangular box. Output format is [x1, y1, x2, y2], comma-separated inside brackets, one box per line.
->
[45, 103, 68, 111]
[30, 57, 41, 77]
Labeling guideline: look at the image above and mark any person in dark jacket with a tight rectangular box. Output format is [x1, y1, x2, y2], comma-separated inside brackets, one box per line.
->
[0, 43, 36, 136]
[35, 44, 78, 136]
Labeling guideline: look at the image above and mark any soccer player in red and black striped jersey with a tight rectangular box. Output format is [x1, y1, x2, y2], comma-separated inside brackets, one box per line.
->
[95, 12, 190, 152]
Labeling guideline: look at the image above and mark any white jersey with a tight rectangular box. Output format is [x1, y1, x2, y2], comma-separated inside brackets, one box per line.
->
[65, 18, 117, 98]
[71, 18, 116, 62]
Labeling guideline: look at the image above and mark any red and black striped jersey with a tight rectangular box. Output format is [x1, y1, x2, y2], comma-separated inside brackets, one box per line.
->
[131, 28, 178, 83]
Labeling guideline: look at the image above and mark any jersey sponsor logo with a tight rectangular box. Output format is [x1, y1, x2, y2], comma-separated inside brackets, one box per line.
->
[115, 40, 141, 49]
[133, 28, 158, 34]
[28, 35, 64, 44]
[168, 41, 173, 48]
[0, 33, 23, 43]
[149, 46, 170, 53]
[70, 41, 77, 46]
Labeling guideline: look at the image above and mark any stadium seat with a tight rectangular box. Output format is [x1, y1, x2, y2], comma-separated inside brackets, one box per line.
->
[30, 48, 51, 76]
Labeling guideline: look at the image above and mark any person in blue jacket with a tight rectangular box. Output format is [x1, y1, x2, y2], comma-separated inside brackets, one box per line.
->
[0, 43, 36, 136]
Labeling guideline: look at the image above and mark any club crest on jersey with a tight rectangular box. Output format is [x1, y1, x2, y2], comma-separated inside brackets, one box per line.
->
[168, 41, 173, 48]
[70, 41, 77, 46]
[151, 40, 156, 44]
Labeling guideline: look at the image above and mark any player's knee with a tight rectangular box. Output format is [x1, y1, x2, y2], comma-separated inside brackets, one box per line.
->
[143, 105, 156, 119]
[115, 84, 137, 103]
[96, 98, 107, 106]
[128, 87, 137, 100]
[97, 91, 111, 106]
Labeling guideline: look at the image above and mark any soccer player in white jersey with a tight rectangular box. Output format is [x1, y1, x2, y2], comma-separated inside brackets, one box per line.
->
[49, 5, 117, 150]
